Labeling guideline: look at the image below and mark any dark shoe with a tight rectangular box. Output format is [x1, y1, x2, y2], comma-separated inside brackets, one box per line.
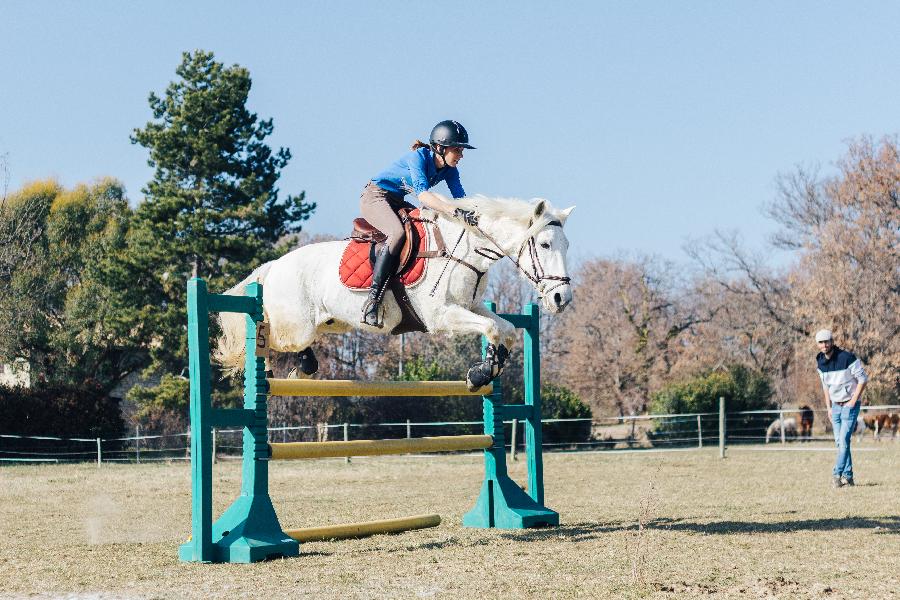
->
[361, 246, 399, 328]
[832, 475, 844, 488]
[841, 476, 855, 487]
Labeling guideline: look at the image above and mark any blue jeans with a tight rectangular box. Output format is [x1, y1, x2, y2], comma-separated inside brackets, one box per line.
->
[831, 402, 861, 478]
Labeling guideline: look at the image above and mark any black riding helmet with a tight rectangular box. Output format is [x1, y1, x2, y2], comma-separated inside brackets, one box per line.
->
[430, 120, 476, 151]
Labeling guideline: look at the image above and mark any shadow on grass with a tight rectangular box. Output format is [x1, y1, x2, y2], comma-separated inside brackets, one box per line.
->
[497, 521, 637, 542]
[646, 515, 900, 534]
[492, 514, 900, 542]
[302, 514, 900, 552]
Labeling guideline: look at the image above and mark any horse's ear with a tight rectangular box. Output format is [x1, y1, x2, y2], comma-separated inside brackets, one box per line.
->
[533, 200, 546, 220]
[559, 205, 575, 224]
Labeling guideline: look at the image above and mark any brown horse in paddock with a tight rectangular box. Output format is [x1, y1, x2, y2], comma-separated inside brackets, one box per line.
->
[798, 405, 814, 440]
[861, 413, 900, 440]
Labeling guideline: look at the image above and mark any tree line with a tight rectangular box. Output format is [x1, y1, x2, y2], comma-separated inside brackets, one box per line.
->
[547, 136, 899, 417]
[0, 49, 897, 439]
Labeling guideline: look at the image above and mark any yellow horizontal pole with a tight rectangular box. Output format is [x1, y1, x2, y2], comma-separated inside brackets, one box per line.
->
[285, 514, 441, 542]
[267, 379, 492, 397]
[270, 434, 493, 460]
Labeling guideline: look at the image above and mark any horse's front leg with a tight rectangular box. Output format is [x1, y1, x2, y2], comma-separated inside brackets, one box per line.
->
[438, 305, 517, 391]
[468, 304, 518, 349]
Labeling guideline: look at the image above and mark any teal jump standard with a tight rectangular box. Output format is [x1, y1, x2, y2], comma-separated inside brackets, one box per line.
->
[179, 278, 558, 564]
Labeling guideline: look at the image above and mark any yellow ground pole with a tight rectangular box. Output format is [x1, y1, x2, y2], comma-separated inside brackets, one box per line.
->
[270, 434, 493, 460]
[285, 514, 442, 542]
[267, 379, 492, 397]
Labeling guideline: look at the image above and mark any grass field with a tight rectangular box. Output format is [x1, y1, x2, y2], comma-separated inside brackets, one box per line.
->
[1, 442, 898, 599]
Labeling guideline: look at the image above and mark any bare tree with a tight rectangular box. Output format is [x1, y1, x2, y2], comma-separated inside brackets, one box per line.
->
[784, 136, 900, 390]
[684, 232, 807, 407]
[550, 256, 714, 416]
[687, 136, 900, 405]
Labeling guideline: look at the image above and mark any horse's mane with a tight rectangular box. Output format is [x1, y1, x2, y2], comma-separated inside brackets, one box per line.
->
[452, 195, 564, 247]
[452, 195, 547, 222]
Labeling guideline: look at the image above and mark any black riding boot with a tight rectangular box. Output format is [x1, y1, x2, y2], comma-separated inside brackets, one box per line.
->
[361, 245, 399, 328]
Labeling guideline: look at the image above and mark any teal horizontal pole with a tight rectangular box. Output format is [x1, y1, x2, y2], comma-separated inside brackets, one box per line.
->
[502, 404, 534, 420]
[211, 408, 256, 428]
[497, 314, 531, 329]
[207, 294, 259, 315]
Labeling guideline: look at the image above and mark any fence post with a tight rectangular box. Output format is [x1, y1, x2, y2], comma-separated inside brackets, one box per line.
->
[96, 437, 102, 467]
[344, 423, 350, 464]
[212, 428, 217, 464]
[511, 418, 519, 461]
[697, 415, 702, 448]
[136, 425, 141, 464]
[779, 410, 785, 444]
[406, 419, 412, 439]
[629, 417, 636, 448]
[399, 333, 404, 377]
[719, 397, 726, 459]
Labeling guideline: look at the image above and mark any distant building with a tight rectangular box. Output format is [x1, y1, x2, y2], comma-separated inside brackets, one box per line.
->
[0, 359, 30, 388]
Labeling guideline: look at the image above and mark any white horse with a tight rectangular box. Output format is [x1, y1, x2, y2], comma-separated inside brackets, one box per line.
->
[215, 195, 575, 390]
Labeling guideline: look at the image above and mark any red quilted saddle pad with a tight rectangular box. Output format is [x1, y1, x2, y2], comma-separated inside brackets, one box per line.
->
[339, 211, 429, 290]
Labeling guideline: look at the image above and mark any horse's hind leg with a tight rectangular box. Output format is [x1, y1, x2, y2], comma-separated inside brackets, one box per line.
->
[266, 302, 319, 361]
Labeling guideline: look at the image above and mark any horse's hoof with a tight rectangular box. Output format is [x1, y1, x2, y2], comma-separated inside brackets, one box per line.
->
[496, 344, 510, 365]
[466, 362, 493, 392]
[494, 344, 510, 376]
[299, 348, 318, 376]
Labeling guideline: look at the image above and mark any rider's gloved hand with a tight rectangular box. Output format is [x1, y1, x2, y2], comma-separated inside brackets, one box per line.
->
[454, 208, 479, 227]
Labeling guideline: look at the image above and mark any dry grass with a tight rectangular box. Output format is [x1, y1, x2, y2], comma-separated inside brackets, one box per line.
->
[1, 442, 899, 599]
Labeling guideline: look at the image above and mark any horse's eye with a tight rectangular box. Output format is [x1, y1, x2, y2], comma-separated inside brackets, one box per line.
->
[540, 242, 550, 249]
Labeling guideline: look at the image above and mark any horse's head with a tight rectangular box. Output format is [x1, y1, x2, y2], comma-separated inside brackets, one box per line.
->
[517, 200, 575, 313]
[460, 196, 575, 314]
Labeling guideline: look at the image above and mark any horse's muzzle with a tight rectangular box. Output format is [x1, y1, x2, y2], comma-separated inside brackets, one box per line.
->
[542, 285, 572, 314]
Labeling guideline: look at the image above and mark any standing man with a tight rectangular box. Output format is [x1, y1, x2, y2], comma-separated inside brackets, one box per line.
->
[815, 329, 868, 488]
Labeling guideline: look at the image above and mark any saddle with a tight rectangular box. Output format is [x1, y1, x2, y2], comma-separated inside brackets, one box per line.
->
[339, 208, 440, 334]
[348, 207, 424, 281]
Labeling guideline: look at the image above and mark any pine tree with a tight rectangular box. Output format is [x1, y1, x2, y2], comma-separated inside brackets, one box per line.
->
[126, 49, 315, 375]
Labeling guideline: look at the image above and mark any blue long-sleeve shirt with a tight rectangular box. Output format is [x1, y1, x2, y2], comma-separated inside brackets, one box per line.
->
[372, 147, 465, 198]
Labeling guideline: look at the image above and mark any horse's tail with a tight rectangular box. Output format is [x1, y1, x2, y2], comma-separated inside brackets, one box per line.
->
[213, 263, 273, 377]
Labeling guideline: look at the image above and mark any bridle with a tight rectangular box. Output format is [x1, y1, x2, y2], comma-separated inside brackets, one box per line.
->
[424, 213, 571, 301]
[512, 221, 572, 298]
[476, 218, 572, 299]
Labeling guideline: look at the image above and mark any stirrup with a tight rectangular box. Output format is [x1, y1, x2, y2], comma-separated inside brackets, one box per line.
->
[361, 297, 383, 328]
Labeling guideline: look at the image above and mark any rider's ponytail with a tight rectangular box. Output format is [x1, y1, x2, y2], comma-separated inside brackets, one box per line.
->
[411, 139, 430, 151]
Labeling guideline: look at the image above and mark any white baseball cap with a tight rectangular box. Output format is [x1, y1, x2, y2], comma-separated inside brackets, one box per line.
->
[815, 329, 833, 342]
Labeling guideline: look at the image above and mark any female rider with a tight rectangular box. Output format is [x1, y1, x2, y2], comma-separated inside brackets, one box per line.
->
[360, 120, 478, 327]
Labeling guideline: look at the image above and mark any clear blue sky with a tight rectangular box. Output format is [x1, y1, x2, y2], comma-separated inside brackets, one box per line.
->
[2, 2, 898, 264]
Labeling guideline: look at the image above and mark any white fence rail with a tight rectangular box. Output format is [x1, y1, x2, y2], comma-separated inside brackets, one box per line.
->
[2, 404, 898, 465]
